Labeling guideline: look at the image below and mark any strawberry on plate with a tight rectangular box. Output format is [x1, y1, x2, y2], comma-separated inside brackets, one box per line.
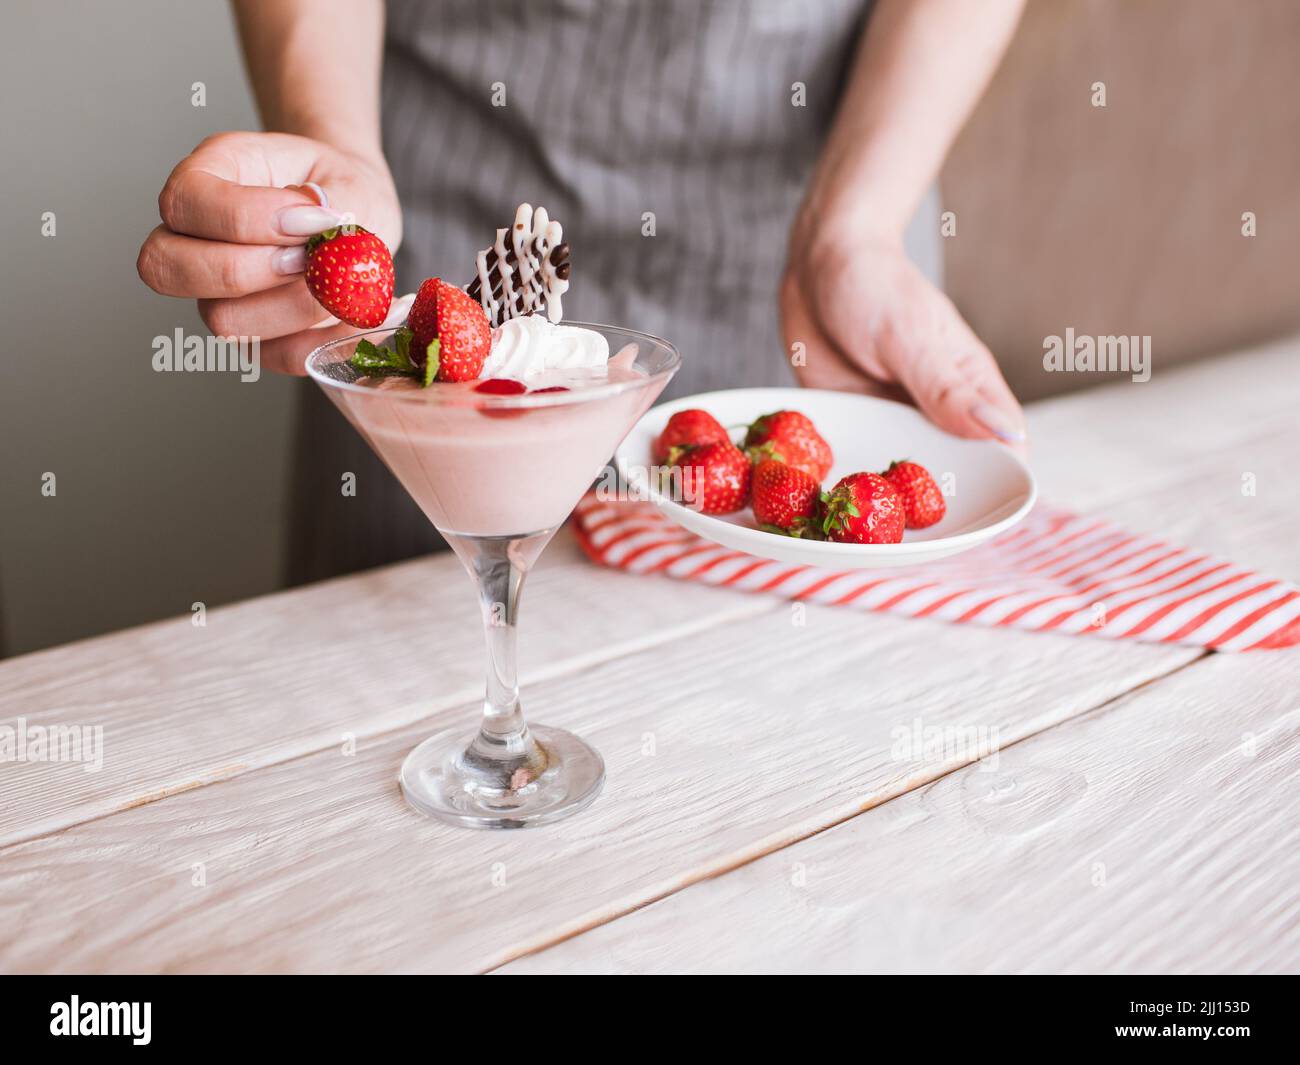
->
[752, 459, 822, 537]
[821, 472, 905, 544]
[664, 441, 751, 515]
[743, 410, 833, 480]
[882, 459, 946, 529]
[306, 225, 394, 328]
[653, 409, 731, 465]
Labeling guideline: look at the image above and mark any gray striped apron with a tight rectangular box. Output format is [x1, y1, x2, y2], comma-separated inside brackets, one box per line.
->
[289, 0, 940, 584]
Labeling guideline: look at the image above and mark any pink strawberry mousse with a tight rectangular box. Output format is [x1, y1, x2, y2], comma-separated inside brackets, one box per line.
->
[326, 354, 661, 537]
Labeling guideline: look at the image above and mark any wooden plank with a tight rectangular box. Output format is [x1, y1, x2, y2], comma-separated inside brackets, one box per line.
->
[0, 533, 776, 848]
[1085, 419, 1300, 583]
[497, 650, 1300, 974]
[0, 605, 1194, 973]
[1026, 333, 1300, 513]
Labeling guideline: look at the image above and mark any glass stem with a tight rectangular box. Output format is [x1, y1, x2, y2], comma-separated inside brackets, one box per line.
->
[478, 545, 525, 741]
[453, 531, 553, 781]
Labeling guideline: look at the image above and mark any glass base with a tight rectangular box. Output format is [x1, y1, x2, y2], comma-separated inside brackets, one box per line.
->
[399, 723, 605, 829]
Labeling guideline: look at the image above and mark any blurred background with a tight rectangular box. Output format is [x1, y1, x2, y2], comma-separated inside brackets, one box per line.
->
[2, 0, 1298, 656]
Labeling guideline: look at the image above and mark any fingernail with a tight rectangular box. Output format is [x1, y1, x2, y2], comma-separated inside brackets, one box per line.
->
[300, 182, 329, 209]
[277, 205, 346, 237]
[283, 182, 331, 209]
[971, 402, 1026, 443]
[381, 292, 415, 328]
[272, 245, 307, 275]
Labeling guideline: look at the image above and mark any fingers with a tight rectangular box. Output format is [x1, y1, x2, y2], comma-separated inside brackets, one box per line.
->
[159, 168, 348, 245]
[158, 131, 350, 245]
[198, 279, 333, 339]
[885, 308, 1027, 445]
[257, 293, 413, 376]
[137, 225, 308, 298]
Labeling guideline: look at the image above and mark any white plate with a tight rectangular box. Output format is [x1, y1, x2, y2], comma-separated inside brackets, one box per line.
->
[614, 387, 1036, 569]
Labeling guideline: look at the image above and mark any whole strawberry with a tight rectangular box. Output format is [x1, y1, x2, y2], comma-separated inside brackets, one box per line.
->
[653, 409, 730, 465]
[406, 278, 491, 382]
[666, 441, 751, 515]
[882, 459, 946, 529]
[752, 459, 822, 536]
[305, 225, 394, 328]
[744, 410, 833, 480]
[822, 472, 905, 544]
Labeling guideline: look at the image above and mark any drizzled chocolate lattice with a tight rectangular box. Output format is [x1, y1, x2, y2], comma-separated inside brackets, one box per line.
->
[467, 203, 571, 327]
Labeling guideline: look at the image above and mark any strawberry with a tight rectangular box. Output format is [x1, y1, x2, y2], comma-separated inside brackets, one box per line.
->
[744, 410, 833, 480]
[422, 278, 491, 382]
[653, 409, 731, 464]
[751, 459, 822, 536]
[822, 472, 905, 544]
[305, 226, 394, 328]
[882, 459, 946, 529]
[665, 441, 751, 515]
[407, 276, 440, 351]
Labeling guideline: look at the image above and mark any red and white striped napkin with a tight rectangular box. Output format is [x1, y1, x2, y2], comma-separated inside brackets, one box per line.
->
[571, 494, 1300, 652]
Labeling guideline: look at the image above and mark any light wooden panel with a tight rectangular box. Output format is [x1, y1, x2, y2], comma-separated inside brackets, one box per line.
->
[0, 606, 1192, 973]
[499, 651, 1300, 973]
[0, 536, 775, 848]
[1026, 334, 1299, 515]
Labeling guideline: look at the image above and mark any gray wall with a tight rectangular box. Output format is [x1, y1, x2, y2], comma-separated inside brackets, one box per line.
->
[1, 0, 297, 655]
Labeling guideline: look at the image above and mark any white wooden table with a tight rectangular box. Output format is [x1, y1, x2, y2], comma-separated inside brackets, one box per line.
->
[2, 338, 1297, 974]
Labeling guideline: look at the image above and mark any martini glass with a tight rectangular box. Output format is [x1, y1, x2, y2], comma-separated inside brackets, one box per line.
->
[306, 323, 680, 828]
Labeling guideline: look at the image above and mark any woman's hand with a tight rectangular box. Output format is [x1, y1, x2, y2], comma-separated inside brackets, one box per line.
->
[781, 221, 1026, 445]
[780, 0, 1027, 443]
[137, 131, 404, 374]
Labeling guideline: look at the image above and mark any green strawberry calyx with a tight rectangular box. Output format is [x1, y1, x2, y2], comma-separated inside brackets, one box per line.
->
[745, 412, 774, 442]
[745, 441, 786, 466]
[662, 443, 700, 468]
[305, 223, 366, 256]
[820, 488, 859, 536]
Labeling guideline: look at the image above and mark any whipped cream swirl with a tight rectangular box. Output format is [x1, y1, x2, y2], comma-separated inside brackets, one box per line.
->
[480, 314, 609, 380]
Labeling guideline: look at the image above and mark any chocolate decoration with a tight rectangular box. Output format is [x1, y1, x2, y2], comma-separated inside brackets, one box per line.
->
[468, 212, 573, 327]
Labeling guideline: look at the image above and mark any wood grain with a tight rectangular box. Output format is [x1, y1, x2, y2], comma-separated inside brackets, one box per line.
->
[498, 650, 1300, 973]
[0, 607, 1192, 973]
[0, 535, 775, 848]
